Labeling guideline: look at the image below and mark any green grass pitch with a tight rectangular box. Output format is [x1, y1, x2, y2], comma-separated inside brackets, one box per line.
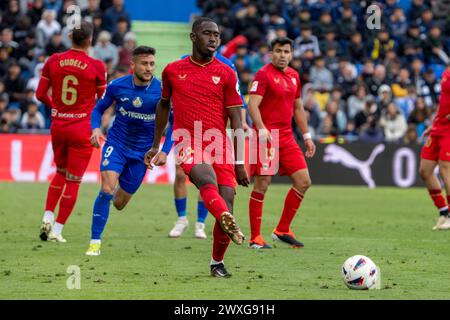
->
[1, 182, 450, 299]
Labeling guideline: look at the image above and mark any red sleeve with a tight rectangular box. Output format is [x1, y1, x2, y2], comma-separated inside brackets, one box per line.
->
[36, 56, 54, 108]
[295, 73, 301, 99]
[441, 70, 450, 94]
[224, 68, 243, 108]
[161, 66, 172, 100]
[249, 69, 269, 96]
[96, 60, 107, 97]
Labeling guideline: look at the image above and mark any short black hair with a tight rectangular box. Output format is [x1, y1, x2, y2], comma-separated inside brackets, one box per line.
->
[72, 21, 93, 46]
[192, 17, 216, 32]
[270, 37, 294, 50]
[132, 46, 156, 57]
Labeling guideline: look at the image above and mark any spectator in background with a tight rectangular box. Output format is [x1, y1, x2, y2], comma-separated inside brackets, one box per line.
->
[354, 100, 379, 131]
[346, 32, 366, 64]
[379, 102, 407, 142]
[4, 105, 22, 133]
[408, 0, 427, 22]
[347, 84, 373, 120]
[102, 0, 130, 33]
[21, 101, 45, 130]
[3, 62, 27, 108]
[319, 29, 341, 55]
[403, 124, 419, 144]
[324, 45, 339, 76]
[423, 67, 441, 106]
[45, 32, 67, 56]
[341, 120, 358, 141]
[0, 46, 12, 78]
[293, 24, 320, 58]
[365, 64, 388, 96]
[14, 15, 33, 45]
[396, 85, 417, 119]
[0, 96, 7, 119]
[377, 84, 393, 111]
[335, 59, 357, 99]
[0, 28, 19, 58]
[388, 7, 408, 40]
[234, 3, 264, 45]
[36, 9, 61, 48]
[314, 11, 333, 40]
[111, 16, 129, 47]
[310, 54, 333, 92]
[16, 32, 37, 72]
[91, 13, 103, 45]
[391, 68, 412, 99]
[2, 0, 21, 28]
[408, 97, 430, 138]
[250, 43, 270, 73]
[263, 5, 288, 43]
[230, 44, 251, 71]
[336, 6, 357, 41]
[117, 31, 136, 68]
[422, 24, 449, 65]
[93, 30, 118, 69]
[82, 0, 102, 23]
[321, 99, 347, 134]
[359, 116, 384, 143]
[417, 7, 434, 38]
[28, 0, 45, 26]
[370, 29, 396, 62]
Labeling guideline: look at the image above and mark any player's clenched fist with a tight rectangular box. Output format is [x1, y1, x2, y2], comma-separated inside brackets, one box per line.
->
[90, 128, 106, 148]
[304, 139, 316, 158]
[144, 147, 159, 170]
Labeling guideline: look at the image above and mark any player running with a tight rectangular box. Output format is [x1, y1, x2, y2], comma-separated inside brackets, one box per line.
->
[85, 46, 163, 256]
[419, 66, 450, 230]
[37, 21, 107, 243]
[145, 17, 249, 278]
[164, 52, 249, 240]
[247, 37, 316, 249]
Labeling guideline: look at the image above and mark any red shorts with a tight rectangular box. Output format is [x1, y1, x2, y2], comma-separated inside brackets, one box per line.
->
[421, 134, 450, 162]
[250, 137, 307, 176]
[176, 145, 237, 189]
[51, 124, 93, 177]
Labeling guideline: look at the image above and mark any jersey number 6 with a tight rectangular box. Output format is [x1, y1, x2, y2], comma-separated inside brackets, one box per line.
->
[61, 75, 79, 106]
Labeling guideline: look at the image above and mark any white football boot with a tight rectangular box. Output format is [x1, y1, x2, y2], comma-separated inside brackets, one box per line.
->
[195, 222, 207, 239]
[168, 217, 189, 238]
[47, 231, 67, 243]
[437, 217, 450, 230]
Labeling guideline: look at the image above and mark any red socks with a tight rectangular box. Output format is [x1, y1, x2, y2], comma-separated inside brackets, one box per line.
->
[212, 221, 231, 262]
[199, 184, 230, 221]
[276, 188, 304, 233]
[249, 191, 265, 241]
[428, 189, 447, 211]
[45, 172, 66, 212]
[55, 180, 81, 225]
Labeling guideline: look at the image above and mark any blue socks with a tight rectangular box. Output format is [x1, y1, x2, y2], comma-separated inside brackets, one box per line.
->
[197, 200, 208, 223]
[174, 197, 208, 223]
[91, 191, 114, 240]
[174, 197, 187, 218]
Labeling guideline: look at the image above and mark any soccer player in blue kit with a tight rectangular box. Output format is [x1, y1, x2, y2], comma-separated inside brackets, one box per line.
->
[86, 46, 169, 256]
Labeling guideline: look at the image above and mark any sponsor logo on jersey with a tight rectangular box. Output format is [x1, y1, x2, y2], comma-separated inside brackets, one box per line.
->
[291, 77, 297, 86]
[118, 107, 155, 122]
[212, 76, 221, 84]
[102, 159, 109, 166]
[274, 78, 280, 84]
[120, 97, 129, 102]
[133, 97, 143, 108]
[250, 81, 258, 92]
[178, 74, 187, 80]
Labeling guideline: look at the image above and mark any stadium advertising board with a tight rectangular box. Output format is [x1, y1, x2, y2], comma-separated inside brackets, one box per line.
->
[0, 135, 426, 187]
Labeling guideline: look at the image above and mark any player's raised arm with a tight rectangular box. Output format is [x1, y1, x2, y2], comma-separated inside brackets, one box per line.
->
[90, 83, 115, 148]
[294, 97, 316, 158]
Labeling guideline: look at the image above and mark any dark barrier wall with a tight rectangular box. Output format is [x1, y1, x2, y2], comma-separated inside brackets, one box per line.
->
[273, 143, 426, 188]
[125, 0, 199, 22]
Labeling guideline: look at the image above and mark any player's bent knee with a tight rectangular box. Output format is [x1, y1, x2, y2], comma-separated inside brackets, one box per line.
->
[113, 200, 126, 211]
[294, 178, 311, 194]
[101, 184, 116, 194]
[66, 172, 82, 183]
[419, 166, 431, 180]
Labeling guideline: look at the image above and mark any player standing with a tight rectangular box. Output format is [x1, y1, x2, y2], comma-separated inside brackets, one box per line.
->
[247, 37, 316, 249]
[164, 51, 248, 240]
[419, 66, 450, 230]
[145, 17, 249, 278]
[86, 46, 163, 256]
[37, 21, 107, 243]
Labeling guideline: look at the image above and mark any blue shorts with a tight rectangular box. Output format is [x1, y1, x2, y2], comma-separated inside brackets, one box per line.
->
[100, 141, 147, 194]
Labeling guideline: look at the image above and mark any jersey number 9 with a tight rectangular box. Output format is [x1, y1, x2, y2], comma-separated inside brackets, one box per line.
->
[61, 75, 79, 106]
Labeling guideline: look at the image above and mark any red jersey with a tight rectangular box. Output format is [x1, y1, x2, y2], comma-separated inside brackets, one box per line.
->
[162, 56, 242, 147]
[40, 49, 107, 127]
[249, 63, 301, 137]
[431, 69, 450, 136]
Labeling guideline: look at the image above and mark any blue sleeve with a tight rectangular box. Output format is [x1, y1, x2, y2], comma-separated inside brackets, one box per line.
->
[228, 62, 247, 110]
[161, 111, 174, 154]
[91, 83, 115, 130]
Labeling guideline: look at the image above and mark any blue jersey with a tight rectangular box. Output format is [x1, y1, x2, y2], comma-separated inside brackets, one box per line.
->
[91, 74, 161, 159]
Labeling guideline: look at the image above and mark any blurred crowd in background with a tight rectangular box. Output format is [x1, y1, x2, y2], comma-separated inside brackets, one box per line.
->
[1, 0, 449, 145]
[198, 0, 450, 144]
[0, 0, 134, 133]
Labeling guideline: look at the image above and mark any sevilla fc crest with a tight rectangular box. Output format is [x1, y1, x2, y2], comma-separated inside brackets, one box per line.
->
[291, 77, 297, 85]
[212, 76, 221, 84]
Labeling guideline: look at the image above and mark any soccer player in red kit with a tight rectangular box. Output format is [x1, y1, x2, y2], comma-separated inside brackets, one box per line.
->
[36, 21, 107, 242]
[145, 17, 249, 277]
[419, 66, 450, 230]
[247, 37, 316, 249]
